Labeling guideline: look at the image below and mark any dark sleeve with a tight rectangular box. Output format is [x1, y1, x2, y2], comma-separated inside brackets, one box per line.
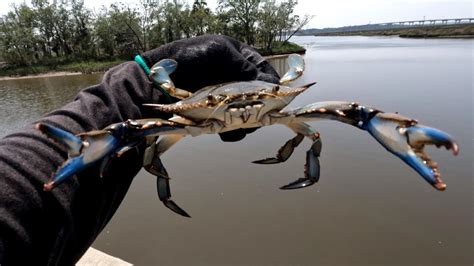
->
[0, 62, 158, 265]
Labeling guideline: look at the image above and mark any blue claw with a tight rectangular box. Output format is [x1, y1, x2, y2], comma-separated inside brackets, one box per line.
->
[151, 58, 177, 75]
[43, 154, 88, 191]
[400, 152, 438, 188]
[405, 126, 459, 154]
[150, 59, 177, 90]
[279, 54, 305, 84]
[37, 123, 121, 191]
[366, 113, 458, 190]
[35, 123, 83, 156]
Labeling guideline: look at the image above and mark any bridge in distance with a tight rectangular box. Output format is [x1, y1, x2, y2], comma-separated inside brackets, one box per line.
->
[301, 18, 474, 35]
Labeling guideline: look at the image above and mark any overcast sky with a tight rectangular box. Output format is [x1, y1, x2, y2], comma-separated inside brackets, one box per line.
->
[1, 0, 472, 28]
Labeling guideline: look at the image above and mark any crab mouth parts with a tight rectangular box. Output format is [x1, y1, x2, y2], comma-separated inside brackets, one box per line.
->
[227, 101, 263, 110]
[224, 101, 265, 124]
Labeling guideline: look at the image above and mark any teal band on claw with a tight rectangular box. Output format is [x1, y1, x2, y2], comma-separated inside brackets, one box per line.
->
[135, 55, 172, 103]
[134, 55, 151, 76]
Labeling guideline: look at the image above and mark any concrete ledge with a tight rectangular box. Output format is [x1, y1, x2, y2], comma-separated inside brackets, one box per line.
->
[77, 247, 132, 266]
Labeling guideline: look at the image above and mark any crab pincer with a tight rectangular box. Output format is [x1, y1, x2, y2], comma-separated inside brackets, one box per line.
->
[37, 119, 186, 191]
[279, 54, 305, 84]
[277, 101, 459, 192]
[365, 113, 459, 190]
[36, 123, 121, 191]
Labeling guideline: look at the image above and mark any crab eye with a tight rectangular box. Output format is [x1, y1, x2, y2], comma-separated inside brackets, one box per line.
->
[207, 95, 222, 105]
[272, 85, 280, 93]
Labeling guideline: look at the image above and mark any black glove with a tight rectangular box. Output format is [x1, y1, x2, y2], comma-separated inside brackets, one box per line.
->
[0, 35, 279, 265]
[142, 35, 280, 141]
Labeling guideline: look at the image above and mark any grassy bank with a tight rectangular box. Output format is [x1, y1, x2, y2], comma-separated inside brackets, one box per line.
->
[257, 41, 306, 56]
[316, 24, 474, 38]
[0, 59, 125, 78]
[0, 42, 305, 78]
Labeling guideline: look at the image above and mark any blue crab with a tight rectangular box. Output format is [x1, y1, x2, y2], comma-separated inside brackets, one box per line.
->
[37, 54, 459, 217]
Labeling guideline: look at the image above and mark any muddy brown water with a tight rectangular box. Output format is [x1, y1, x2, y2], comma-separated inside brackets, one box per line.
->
[0, 36, 472, 265]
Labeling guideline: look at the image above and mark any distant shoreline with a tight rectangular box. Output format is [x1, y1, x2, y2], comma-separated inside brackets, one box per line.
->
[0, 59, 123, 81]
[313, 24, 474, 39]
[0, 55, 297, 81]
[0, 52, 307, 82]
[0, 42, 306, 80]
[0, 71, 84, 81]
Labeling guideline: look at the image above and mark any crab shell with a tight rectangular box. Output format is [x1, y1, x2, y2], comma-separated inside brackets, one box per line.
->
[149, 80, 314, 130]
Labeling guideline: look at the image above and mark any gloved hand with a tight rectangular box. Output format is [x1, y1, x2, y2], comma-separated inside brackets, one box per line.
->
[0, 35, 280, 265]
[141, 35, 280, 141]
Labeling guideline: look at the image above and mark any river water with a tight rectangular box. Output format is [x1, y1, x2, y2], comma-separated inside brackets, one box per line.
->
[0, 36, 472, 265]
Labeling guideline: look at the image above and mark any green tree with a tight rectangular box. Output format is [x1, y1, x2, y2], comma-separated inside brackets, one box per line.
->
[93, 7, 116, 58]
[0, 4, 38, 65]
[282, 14, 312, 41]
[69, 0, 94, 59]
[161, 0, 191, 42]
[190, 0, 214, 36]
[257, 0, 300, 50]
[138, 0, 159, 51]
[257, 0, 279, 50]
[217, 0, 261, 45]
[93, 3, 143, 59]
[33, 0, 74, 59]
[0, 0, 307, 70]
[212, 10, 232, 36]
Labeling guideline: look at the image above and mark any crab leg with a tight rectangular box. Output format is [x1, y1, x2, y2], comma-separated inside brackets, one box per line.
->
[143, 135, 190, 217]
[282, 122, 322, 189]
[252, 134, 304, 164]
[252, 121, 322, 189]
[155, 161, 190, 217]
[144, 145, 191, 218]
[279, 101, 458, 190]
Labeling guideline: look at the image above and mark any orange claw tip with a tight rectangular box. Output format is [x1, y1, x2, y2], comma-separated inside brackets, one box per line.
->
[434, 182, 447, 191]
[43, 182, 55, 192]
[452, 143, 459, 156]
[35, 123, 49, 134]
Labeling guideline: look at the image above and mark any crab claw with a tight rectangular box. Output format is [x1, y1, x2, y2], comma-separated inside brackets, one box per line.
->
[36, 123, 120, 191]
[366, 113, 459, 191]
[279, 54, 305, 84]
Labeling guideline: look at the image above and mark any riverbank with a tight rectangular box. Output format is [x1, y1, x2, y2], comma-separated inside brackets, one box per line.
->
[0, 71, 85, 81]
[256, 41, 306, 56]
[0, 42, 305, 80]
[0, 59, 123, 80]
[315, 24, 474, 38]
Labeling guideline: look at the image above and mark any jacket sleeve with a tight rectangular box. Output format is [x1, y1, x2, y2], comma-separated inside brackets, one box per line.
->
[0, 62, 159, 265]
